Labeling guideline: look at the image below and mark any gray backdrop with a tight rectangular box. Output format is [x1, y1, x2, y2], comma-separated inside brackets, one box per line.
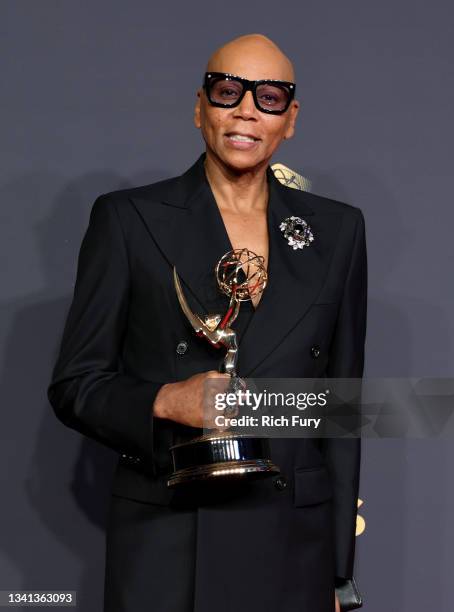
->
[1, 1, 453, 610]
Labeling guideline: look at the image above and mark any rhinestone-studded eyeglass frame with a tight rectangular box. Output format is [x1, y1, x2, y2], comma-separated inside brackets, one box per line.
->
[203, 72, 296, 115]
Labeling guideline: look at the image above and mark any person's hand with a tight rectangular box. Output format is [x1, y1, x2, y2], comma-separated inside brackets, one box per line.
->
[153, 370, 232, 429]
[335, 592, 341, 612]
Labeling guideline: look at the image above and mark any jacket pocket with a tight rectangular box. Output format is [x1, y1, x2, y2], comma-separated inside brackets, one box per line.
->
[293, 465, 333, 507]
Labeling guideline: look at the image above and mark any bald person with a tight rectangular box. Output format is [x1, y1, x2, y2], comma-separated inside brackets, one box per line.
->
[48, 33, 366, 612]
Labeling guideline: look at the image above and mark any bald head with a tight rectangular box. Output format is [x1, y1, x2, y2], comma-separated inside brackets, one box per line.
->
[195, 34, 300, 172]
[205, 34, 295, 83]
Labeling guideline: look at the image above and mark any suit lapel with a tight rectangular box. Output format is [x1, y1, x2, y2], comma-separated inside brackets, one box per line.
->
[130, 152, 342, 376]
[237, 173, 342, 375]
[130, 153, 232, 315]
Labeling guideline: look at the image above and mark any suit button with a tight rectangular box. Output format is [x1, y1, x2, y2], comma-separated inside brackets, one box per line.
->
[176, 340, 188, 355]
[311, 345, 321, 358]
[273, 475, 287, 491]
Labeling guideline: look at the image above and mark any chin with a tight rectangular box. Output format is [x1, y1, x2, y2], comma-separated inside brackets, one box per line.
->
[220, 151, 266, 173]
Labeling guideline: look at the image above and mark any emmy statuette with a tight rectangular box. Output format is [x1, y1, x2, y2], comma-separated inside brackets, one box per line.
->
[167, 248, 280, 488]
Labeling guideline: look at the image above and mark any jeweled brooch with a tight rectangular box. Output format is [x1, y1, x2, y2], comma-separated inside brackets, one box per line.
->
[279, 216, 314, 250]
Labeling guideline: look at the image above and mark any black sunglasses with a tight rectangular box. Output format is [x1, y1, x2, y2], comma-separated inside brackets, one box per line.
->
[203, 71, 296, 115]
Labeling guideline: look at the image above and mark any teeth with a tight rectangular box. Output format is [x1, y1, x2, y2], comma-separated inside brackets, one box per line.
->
[228, 134, 256, 142]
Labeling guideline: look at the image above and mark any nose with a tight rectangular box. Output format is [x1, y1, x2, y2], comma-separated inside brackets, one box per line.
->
[235, 90, 257, 117]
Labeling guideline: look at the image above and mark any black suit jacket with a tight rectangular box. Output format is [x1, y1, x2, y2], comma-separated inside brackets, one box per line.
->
[48, 152, 367, 611]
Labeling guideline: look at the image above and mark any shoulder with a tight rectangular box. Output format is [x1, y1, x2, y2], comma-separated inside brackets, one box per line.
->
[87, 172, 183, 222]
[271, 165, 363, 223]
[95, 174, 180, 207]
[286, 184, 366, 245]
[276, 181, 366, 250]
[293, 188, 364, 222]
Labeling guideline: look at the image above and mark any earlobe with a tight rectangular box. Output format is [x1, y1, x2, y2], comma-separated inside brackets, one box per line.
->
[283, 126, 295, 141]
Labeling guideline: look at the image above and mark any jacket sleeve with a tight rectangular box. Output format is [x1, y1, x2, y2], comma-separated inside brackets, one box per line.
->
[322, 208, 367, 580]
[47, 195, 165, 475]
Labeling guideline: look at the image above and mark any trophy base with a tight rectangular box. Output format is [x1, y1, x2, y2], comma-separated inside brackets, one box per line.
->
[168, 458, 279, 488]
[167, 433, 280, 488]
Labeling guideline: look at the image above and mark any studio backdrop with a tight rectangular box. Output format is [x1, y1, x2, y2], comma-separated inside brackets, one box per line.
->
[1, 2, 453, 611]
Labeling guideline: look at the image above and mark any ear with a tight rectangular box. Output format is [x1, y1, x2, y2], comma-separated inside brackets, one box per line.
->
[283, 100, 300, 140]
[194, 88, 202, 129]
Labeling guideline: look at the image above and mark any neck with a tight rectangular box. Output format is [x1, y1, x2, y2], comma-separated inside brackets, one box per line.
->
[204, 150, 270, 213]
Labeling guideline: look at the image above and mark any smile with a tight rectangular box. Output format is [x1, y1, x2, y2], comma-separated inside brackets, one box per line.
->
[226, 133, 260, 142]
[225, 134, 260, 150]
[226, 132, 260, 142]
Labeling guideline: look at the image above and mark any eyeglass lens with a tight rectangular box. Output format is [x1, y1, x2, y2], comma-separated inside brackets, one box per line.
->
[208, 77, 291, 112]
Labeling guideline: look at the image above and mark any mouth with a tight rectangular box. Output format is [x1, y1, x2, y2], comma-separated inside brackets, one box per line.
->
[225, 132, 261, 143]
